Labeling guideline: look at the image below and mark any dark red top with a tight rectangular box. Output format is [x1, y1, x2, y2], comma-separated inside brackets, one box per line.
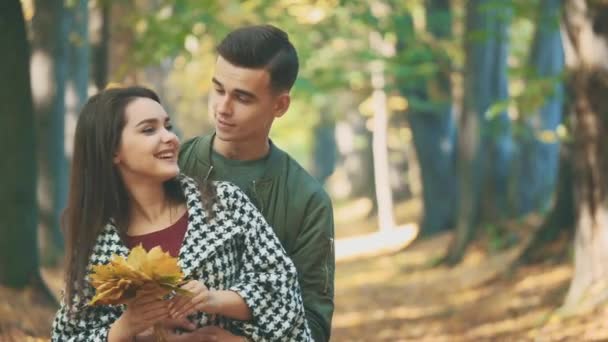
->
[125, 211, 188, 257]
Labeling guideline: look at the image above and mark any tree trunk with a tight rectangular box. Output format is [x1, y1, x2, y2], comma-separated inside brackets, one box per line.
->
[91, 0, 110, 90]
[370, 59, 396, 232]
[518, 147, 574, 264]
[312, 115, 337, 185]
[65, 0, 89, 158]
[67, 0, 89, 105]
[0, 0, 41, 288]
[516, 0, 564, 216]
[562, 0, 608, 311]
[31, 0, 70, 266]
[446, 0, 513, 264]
[407, 0, 458, 236]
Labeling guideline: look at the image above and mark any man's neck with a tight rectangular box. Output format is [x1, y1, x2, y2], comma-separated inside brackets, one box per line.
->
[213, 136, 270, 161]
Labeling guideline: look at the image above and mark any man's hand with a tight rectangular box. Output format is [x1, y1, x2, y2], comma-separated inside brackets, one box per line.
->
[134, 317, 197, 342]
[148, 325, 245, 342]
[109, 294, 170, 341]
[196, 326, 247, 342]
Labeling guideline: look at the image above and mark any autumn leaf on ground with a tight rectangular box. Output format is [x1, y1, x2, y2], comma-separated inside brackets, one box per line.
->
[88, 245, 190, 306]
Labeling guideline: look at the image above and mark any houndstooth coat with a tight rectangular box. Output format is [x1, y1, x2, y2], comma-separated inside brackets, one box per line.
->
[51, 175, 312, 341]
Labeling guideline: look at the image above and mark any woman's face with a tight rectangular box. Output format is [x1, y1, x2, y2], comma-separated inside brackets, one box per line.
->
[113, 97, 180, 183]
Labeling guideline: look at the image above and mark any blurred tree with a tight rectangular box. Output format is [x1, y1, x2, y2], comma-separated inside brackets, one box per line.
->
[31, 0, 70, 266]
[0, 0, 55, 306]
[447, 0, 514, 264]
[515, 0, 564, 216]
[518, 147, 574, 264]
[561, 0, 608, 311]
[397, 0, 458, 236]
[311, 110, 337, 185]
[65, 0, 90, 114]
[91, 0, 110, 90]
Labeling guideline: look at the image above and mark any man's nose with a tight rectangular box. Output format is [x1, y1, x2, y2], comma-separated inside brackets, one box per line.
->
[216, 94, 233, 115]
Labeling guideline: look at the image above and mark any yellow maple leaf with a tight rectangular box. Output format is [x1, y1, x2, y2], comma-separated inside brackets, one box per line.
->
[88, 245, 188, 306]
[88, 245, 192, 342]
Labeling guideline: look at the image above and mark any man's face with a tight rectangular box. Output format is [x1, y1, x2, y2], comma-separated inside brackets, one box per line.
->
[208, 56, 289, 144]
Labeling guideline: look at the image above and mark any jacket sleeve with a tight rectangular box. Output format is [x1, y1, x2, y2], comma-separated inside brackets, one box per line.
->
[51, 287, 122, 342]
[218, 183, 313, 342]
[291, 189, 335, 342]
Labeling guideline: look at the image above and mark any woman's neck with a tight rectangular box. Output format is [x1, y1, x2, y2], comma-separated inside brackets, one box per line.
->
[121, 175, 180, 235]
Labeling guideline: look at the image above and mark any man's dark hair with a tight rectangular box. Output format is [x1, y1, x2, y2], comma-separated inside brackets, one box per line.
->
[217, 24, 299, 92]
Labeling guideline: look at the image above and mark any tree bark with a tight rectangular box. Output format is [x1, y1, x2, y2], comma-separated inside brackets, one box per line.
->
[31, 0, 70, 266]
[370, 58, 396, 232]
[0, 0, 41, 288]
[446, 0, 513, 264]
[518, 147, 574, 264]
[417, 0, 458, 236]
[312, 115, 337, 185]
[91, 0, 110, 90]
[516, 0, 564, 216]
[562, 0, 608, 311]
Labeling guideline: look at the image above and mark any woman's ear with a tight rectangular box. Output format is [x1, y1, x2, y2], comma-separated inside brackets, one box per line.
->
[273, 93, 291, 118]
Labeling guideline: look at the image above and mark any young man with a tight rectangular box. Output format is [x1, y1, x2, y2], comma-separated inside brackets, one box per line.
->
[179, 25, 335, 342]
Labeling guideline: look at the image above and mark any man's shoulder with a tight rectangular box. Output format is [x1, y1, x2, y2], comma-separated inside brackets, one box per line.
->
[179, 134, 212, 157]
[273, 145, 332, 207]
[178, 134, 213, 174]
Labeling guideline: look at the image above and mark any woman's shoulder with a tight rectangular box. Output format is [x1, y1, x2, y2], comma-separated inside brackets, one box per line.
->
[177, 174, 238, 191]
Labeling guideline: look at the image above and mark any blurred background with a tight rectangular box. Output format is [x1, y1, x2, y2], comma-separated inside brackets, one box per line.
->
[2, 0, 608, 340]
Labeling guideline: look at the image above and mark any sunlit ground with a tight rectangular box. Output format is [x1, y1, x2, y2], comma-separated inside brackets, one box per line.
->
[330, 198, 608, 342]
[2, 198, 608, 341]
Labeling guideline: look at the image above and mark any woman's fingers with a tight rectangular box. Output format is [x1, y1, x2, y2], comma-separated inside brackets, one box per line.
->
[171, 281, 210, 317]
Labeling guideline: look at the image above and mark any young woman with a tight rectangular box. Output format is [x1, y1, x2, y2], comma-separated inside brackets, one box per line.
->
[51, 86, 312, 341]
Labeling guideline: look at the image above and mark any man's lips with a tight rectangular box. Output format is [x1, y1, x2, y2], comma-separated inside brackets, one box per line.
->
[217, 119, 236, 127]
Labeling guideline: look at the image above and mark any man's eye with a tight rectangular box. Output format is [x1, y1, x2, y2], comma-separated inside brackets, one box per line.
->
[237, 95, 251, 103]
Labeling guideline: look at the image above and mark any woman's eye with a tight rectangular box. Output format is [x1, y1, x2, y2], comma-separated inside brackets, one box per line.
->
[142, 127, 155, 134]
[166, 124, 173, 131]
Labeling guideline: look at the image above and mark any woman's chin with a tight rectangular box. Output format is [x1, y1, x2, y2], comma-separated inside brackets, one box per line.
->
[157, 166, 180, 181]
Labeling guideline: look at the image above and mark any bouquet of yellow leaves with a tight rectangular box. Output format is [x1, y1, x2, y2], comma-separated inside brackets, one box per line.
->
[88, 245, 192, 341]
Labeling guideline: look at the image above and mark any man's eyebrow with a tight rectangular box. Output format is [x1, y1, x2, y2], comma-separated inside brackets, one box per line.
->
[212, 77, 257, 99]
[234, 89, 256, 99]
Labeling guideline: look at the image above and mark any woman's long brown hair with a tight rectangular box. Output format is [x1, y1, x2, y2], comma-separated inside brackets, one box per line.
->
[63, 86, 214, 309]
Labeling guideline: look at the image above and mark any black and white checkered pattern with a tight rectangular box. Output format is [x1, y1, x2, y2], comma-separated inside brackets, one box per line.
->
[51, 175, 312, 341]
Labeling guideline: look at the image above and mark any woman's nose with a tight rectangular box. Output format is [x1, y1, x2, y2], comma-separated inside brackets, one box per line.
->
[162, 127, 178, 143]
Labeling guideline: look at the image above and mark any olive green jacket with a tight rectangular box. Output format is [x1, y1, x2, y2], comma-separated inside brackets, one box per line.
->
[178, 134, 335, 342]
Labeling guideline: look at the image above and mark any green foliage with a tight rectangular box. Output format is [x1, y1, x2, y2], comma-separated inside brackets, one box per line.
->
[105, 0, 567, 168]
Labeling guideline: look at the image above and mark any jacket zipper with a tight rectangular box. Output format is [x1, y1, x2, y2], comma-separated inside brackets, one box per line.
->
[204, 165, 214, 182]
[252, 180, 263, 211]
[324, 237, 334, 294]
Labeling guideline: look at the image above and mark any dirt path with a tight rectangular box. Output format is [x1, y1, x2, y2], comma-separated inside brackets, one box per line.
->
[330, 233, 608, 341]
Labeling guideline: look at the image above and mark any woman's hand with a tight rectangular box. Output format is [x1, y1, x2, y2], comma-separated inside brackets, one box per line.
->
[169, 280, 222, 318]
[108, 294, 170, 342]
[169, 280, 251, 321]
